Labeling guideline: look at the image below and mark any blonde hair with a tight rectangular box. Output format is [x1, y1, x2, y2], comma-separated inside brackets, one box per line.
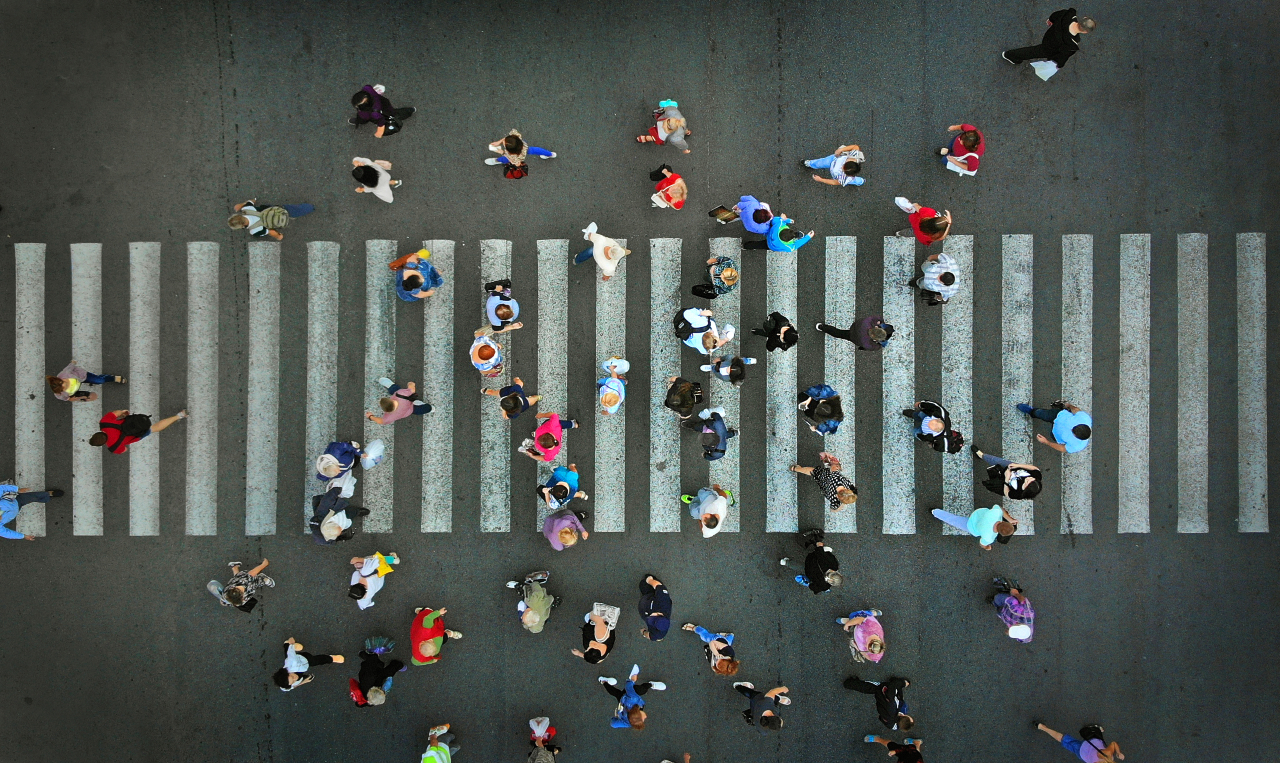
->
[365, 687, 386, 705]
[558, 528, 579, 546]
[227, 215, 249, 229]
[719, 267, 739, 286]
[667, 179, 688, 201]
[418, 640, 438, 657]
[837, 486, 858, 505]
[867, 637, 885, 654]
[601, 391, 620, 407]
[701, 331, 718, 350]
[663, 118, 686, 133]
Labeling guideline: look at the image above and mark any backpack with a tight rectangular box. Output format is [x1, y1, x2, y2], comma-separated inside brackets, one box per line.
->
[672, 310, 699, 341]
[504, 162, 529, 179]
[932, 429, 965, 454]
[119, 413, 153, 438]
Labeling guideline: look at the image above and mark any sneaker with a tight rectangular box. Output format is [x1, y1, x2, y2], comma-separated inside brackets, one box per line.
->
[699, 364, 713, 373]
[46, 489, 64, 498]
[1051, 399, 1068, 410]
[539, 152, 556, 159]
[816, 323, 824, 331]
[525, 570, 550, 583]
[795, 575, 810, 586]
[429, 724, 450, 736]
[776, 695, 791, 705]
[902, 408, 917, 418]
[405, 107, 417, 116]
[779, 557, 790, 566]
[1001, 51, 1016, 64]
[864, 735, 878, 743]
[971, 445, 984, 458]
[801, 160, 811, 169]
[356, 507, 371, 517]
[649, 681, 667, 690]
[377, 377, 395, 388]
[484, 157, 503, 165]
[1017, 403, 1034, 414]
[682, 622, 696, 630]
[390, 180, 402, 188]
[723, 488, 735, 506]
[680, 494, 695, 504]
[227, 561, 243, 568]
[575, 510, 590, 522]
[896, 228, 915, 238]
[505, 580, 521, 589]
[836, 617, 849, 625]
[741, 709, 755, 726]
[348, 117, 359, 125]
[904, 738, 918, 746]
[598, 676, 617, 685]
[869, 609, 884, 617]
[732, 682, 755, 690]
[444, 630, 462, 640]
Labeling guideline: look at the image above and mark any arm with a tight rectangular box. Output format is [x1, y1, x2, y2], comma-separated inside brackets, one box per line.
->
[946, 124, 963, 132]
[534, 412, 554, 420]
[247, 559, 269, 577]
[267, 229, 284, 241]
[365, 413, 385, 424]
[835, 144, 860, 153]
[1064, 403, 1082, 413]
[811, 175, 840, 186]
[842, 616, 867, 632]
[1036, 434, 1068, 453]
[764, 686, 789, 698]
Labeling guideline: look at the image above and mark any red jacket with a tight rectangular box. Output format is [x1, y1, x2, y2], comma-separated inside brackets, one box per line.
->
[411, 608, 446, 665]
[908, 207, 943, 245]
[655, 173, 686, 210]
[949, 124, 986, 172]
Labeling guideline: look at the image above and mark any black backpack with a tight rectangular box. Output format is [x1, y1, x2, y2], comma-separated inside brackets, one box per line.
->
[933, 429, 965, 454]
[119, 414, 153, 438]
[673, 310, 699, 341]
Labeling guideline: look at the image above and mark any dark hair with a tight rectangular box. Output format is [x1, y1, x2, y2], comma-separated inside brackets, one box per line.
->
[1073, 424, 1092, 440]
[351, 91, 371, 108]
[537, 433, 558, 450]
[1018, 478, 1042, 500]
[500, 394, 523, 414]
[920, 216, 948, 236]
[272, 668, 292, 689]
[727, 358, 746, 384]
[779, 227, 799, 243]
[701, 431, 720, 448]
[939, 271, 956, 286]
[549, 484, 569, 501]
[352, 165, 380, 187]
[403, 273, 424, 290]
[46, 376, 64, 394]
[752, 209, 771, 224]
[348, 583, 367, 600]
[495, 304, 514, 321]
[89, 432, 108, 447]
[379, 398, 396, 413]
[842, 159, 861, 176]
[898, 715, 915, 732]
[503, 135, 524, 154]
[760, 715, 783, 731]
[959, 130, 981, 150]
[223, 587, 245, 606]
[703, 514, 720, 529]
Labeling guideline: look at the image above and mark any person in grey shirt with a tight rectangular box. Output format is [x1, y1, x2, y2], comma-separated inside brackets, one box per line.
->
[637, 100, 691, 153]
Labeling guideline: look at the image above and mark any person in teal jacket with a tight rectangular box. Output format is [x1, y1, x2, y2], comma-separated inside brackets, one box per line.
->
[930, 505, 1019, 550]
[0, 484, 61, 540]
[743, 214, 814, 252]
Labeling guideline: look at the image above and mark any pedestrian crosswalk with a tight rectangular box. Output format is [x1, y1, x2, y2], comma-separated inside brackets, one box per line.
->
[10, 234, 1270, 537]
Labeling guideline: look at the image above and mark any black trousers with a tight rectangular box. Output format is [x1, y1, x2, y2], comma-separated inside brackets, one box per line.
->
[298, 651, 334, 667]
[1005, 43, 1058, 63]
[817, 322, 855, 341]
[603, 681, 652, 700]
[742, 239, 769, 250]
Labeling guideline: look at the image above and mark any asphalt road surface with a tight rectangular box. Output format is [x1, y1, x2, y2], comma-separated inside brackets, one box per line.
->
[1, 1, 1277, 762]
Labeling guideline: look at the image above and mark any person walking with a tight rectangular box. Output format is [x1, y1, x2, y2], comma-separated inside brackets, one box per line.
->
[483, 377, 541, 420]
[972, 446, 1043, 500]
[673, 307, 735, 356]
[894, 198, 951, 246]
[349, 84, 416, 137]
[273, 637, 345, 692]
[410, 606, 462, 666]
[421, 723, 460, 763]
[207, 558, 273, 612]
[600, 665, 668, 730]
[681, 406, 737, 461]
[911, 252, 961, 306]
[543, 506, 590, 551]
[751, 311, 798, 352]
[348, 639, 406, 707]
[1017, 400, 1093, 454]
[469, 334, 504, 378]
[681, 622, 740, 676]
[790, 452, 857, 512]
[485, 128, 557, 169]
[902, 400, 963, 453]
[351, 157, 401, 202]
[506, 570, 558, 634]
[939, 123, 985, 177]
[692, 255, 739, 299]
[46, 361, 124, 402]
[804, 143, 866, 187]
[734, 195, 773, 234]
[572, 607, 617, 664]
[742, 214, 814, 252]
[538, 464, 588, 512]
[663, 376, 704, 420]
[576, 223, 630, 282]
[481, 279, 524, 335]
[349, 552, 398, 610]
[930, 505, 1018, 550]
[636, 100, 691, 153]
[0, 484, 62, 541]
[388, 249, 444, 302]
[89, 409, 187, 454]
[845, 676, 914, 731]
[817, 314, 894, 350]
[308, 486, 370, 544]
[733, 682, 789, 730]
[518, 412, 579, 463]
[1034, 722, 1123, 762]
[864, 735, 925, 762]
[991, 576, 1035, 642]
[798, 384, 845, 435]
[680, 484, 732, 538]
[314, 440, 368, 496]
[701, 356, 756, 387]
[838, 610, 886, 663]
[650, 165, 687, 210]
[227, 199, 313, 240]
[527, 717, 562, 762]
[597, 358, 629, 416]
[638, 575, 672, 641]
[779, 528, 843, 593]
[365, 378, 433, 425]
[1002, 10, 1096, 75]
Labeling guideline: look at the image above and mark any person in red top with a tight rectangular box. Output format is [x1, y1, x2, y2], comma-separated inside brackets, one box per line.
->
[895, 200, 952, 246]
[650, 165, 687, 210]
[89, 409, 187, 454]
[938, 123, 985, 176]
[518, 412, 579, 462]
[410, 606, 463, 666]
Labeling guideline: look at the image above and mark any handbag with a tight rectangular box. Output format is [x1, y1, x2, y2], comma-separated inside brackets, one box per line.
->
[894, 196, 916, 213]
[1031, 60, 1060, 80]
[504, 163, 529, 179]
[650, 192, 670, 208]
[691, 282, 719, 300]
[383, 115, 402, 135]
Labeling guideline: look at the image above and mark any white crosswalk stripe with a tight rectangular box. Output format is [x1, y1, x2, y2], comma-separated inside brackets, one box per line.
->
[709, 238, 742, 532]
[11, 233, 1270, 537]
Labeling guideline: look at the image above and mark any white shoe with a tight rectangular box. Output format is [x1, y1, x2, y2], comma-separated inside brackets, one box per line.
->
[733, 681, 755, 690]
[779, 557, 790, 566]
[373, 84, 386, 94]
[377, 377, 394, 388]
[743, 357, 758, 365]
[540, 152, 557, 159]
[505, 580, 520, 589]
[696, 408, 711, 420]
[598, 676, 617, 685]
[649, 681, 667, 690]
[630, 664, 641, 677]
[582, 222, 598, 240]
[484, 157, 502, 165]
[699, 364, 713, 372]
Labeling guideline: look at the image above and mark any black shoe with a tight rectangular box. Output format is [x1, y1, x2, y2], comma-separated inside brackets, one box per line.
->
[552, 596, 562, 609]
[348, 117, 359, 126]
[355, 507, 371, 517]
[421, 404, 434, 414]
[842, 676, 861, 690]
[46, 489, 65, 498]
[741, 709, 755, 726]
[992, 576, 1012, 592]
[902, 408, 916, 419]
[575, 510, 590, 522]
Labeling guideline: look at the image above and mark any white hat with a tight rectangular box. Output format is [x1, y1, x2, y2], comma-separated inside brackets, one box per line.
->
[1008, 624, 1032, 640]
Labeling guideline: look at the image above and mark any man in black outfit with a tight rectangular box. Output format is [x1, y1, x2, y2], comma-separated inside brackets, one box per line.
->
[780, 529, 842, 594]
[844, 675, 914, 731]
[1002, 9, 1095, 69]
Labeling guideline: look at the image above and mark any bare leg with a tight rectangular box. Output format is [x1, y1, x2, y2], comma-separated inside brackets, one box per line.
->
[150, 410, 188, 433]
[866, 735, 890, 748]
[1037, 724, 1064, 743]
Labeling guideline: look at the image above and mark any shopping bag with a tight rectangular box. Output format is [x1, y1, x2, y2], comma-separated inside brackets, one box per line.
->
[1031, 61, 1059, 80]
[894, 196, 915, 213]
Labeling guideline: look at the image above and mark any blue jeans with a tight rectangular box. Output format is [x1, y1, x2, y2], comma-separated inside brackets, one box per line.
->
[83, 371, 115, 385]
[982, 453, 1012, 469]
[280, 204, 314, 217]
[1019, 404, 1058, 423]
[574, 246, 595, 264]
[693, 626, 733, 646]
[805, 154, 838, 169]
[498, 146, 552, 163]
[932, 508, 971, 534]
[386, 384, 431, 416]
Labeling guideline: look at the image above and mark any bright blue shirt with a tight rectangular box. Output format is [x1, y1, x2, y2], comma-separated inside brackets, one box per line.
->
[396, 261, 445, 302]
[546, 466, 579, 494]
[1052, 410, 1093, 453]
[0, 484, 25, 540]
[765, 217, 813, 252]
[609, 680, 645, 728]
[737, 195, 772, 234]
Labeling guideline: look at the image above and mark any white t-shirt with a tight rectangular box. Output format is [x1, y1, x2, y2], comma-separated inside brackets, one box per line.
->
[698, 494, 729, 538]
[589, 233, 627, 277]
[350, 557, 385, 610]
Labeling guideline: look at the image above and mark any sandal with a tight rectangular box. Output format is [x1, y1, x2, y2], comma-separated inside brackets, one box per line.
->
[636, 135, 654, 143]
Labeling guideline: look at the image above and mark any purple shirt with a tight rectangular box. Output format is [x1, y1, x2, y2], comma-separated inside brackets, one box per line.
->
[542, 508, 586, 550]
[997, 593, 1035, 643]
